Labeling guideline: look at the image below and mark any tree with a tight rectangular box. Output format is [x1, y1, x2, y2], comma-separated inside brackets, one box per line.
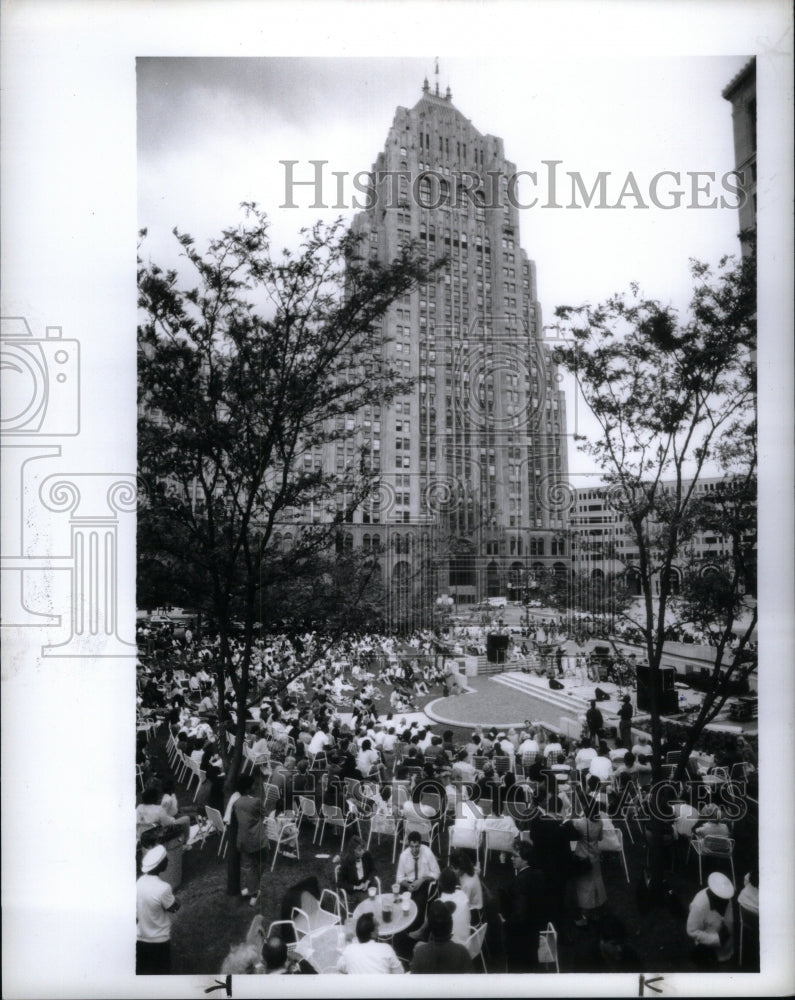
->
[552, 242, 756, 884]
[137, 204, 440, 799]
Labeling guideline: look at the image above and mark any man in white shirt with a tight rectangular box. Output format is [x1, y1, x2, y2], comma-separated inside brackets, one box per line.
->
[396, 831, 441, 925]
[136, 845, 180, 974]
[574, 738, 597, 772]
[517, 731, 539, 755]
[337, 912, 404, 974]
[588, 743, 614, 782]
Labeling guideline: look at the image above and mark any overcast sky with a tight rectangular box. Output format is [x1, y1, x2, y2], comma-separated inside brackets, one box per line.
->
[138, 54, 749, 476]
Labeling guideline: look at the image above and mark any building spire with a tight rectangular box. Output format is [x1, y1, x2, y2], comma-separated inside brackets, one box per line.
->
[422, 75, 429, 94]
[435, 56, 439, 96]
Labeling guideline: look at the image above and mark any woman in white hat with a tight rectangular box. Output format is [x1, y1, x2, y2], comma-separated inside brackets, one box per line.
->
[686, 871, 735, 966]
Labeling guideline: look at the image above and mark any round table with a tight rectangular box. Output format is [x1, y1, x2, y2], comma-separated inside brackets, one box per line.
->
[350, 894, 418, 938]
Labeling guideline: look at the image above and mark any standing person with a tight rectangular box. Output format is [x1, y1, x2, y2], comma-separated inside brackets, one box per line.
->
[585, 700, 604, 746]
[686, 872, 735, 966]
[136, 845, 180, 974]
[501, 841, 547, 971]
[571, 803, 607, 927]
[450, 849, 484, 925]
[618, 694, 633, 750]
[232, 773, 269, 906]
[529, 790, 577, 937]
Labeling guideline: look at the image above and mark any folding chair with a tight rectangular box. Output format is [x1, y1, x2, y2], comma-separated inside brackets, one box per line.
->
[246, 914, 265, 950]
[464, 922, 488, 972]
[401, 815, 439, 852]
[538, 923, 560, 972]
[482, 827, 518, 876]
[688, 834, 736, 885]
[264, 815, 300, 871]
[316, 803, 361, 852]
[204, 805, 228, 857]
[295, 795, 320, 839]
[598, 820, 629, 882]
[367, 812, 402, 862]
[265, 919, 299, 956]
[447, 822, 482, 868]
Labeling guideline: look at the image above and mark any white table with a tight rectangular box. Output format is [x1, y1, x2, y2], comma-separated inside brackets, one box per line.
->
[351, 894, 418, 938]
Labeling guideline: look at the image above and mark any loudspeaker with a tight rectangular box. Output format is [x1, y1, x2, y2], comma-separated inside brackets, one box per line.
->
[636, 666, 679, 713]
[487, 633, 510, 664]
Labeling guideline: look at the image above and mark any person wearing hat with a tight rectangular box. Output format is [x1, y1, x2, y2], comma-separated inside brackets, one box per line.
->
[686, 872, 735, 966]
[618, 695, 633, 749]
[136, 844, 180, 974]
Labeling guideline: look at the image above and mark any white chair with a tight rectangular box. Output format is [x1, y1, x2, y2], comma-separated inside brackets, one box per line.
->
[367, 812, 402, 863]
[447, 822, 482, 868]
[482, 827, 518, 876]
[688, 834, 736, 885]
[264, 815, 300, 871]
[295, 795, 320, 839]
[291, 898, 340, 941]
[331, 866, 350, 922]
[464, 922, 488, 972]
[538, 922, 559, 972]
[204, 805, 228, 857]
[598, 820, 629, 882]
[316, 803, 361, 852]
[401, 815, 439, 852]
[246, 914, 265, 950]
[265, 919, 299, 957]
[319, 887, 348, 923]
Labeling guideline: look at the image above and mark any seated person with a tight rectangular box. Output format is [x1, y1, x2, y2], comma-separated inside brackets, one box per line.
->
[337, 836, 378, 903]
[691, 805, 731, 841]
[136, 786, 190, 844]
[337, 913, 404, 974]
[410, 900, 473, 974]
[395, 831, 441, 924]
[261, 935, 316, 975]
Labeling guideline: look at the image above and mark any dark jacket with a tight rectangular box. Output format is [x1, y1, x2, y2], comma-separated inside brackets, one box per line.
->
[337, 851, 377, 893]
[233, 793, 268, 854]
[502, 865, 548, 968]
[410, 939, 473, 974]
[529, 813, 578, 882]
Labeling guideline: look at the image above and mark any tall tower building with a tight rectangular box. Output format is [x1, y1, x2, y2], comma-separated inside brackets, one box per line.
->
[344, 77, 570, 616]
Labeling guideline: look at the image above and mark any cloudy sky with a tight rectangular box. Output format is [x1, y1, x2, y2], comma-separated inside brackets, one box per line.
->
[138, 55, 749, 475]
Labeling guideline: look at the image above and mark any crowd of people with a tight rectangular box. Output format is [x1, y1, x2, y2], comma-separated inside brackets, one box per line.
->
[135, 618, 759, 976]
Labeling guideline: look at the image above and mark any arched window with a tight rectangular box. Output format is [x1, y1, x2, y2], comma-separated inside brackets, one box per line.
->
[362, 534, 371, 552]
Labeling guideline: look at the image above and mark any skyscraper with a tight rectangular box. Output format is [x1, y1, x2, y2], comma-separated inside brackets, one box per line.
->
[346, 77, 570, 616]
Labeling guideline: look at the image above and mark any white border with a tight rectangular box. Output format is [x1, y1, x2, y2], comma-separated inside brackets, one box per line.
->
[1, 1, 793, 997]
